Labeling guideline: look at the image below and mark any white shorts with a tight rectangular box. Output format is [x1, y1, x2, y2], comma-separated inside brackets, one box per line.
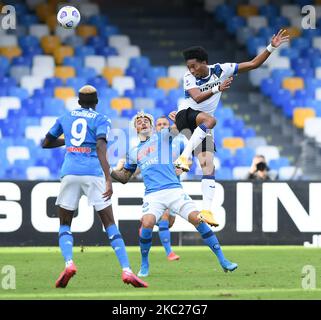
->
[142, 188, 198, 222]
[56, 175, 111, 211]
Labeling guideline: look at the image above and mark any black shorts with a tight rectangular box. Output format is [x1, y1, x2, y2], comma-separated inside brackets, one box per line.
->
[175, 108, 216, 155]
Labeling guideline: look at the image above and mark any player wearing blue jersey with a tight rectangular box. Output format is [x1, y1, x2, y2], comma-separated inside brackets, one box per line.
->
[111, 112, 237, 277]
[42, 85, 148, 288]
[172, 29, 290, 227]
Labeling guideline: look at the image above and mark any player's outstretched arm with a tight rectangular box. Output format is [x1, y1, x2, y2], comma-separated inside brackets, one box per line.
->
[238, 29, 290, 73]
[97, 138, 113, 200]
[41, 134, 65, 148]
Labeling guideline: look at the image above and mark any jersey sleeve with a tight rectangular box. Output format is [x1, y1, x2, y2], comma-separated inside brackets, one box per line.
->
[123, 149, 137, 173]
[183, 72, 198, 91]
[96, 115, 111, 141]
[220, 63, 238, 78]
[48, 118, 63, 138]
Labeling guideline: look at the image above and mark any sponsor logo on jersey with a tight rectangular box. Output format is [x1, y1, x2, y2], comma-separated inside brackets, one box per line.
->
[66, 147, 91, 153]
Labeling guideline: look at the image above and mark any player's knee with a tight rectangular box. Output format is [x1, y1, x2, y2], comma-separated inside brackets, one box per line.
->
[188, 212, 200, 226]
[141, 214, 156, 229]
[202, 117, 216, 129]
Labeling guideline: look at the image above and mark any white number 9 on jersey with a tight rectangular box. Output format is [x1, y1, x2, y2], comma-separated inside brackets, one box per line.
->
[71, 118, 87, 146]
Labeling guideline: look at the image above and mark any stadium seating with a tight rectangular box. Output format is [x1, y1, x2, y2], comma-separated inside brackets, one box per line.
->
[0, 0, 298, 180]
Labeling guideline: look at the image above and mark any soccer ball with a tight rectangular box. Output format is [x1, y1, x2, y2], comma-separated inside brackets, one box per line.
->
[57, 6, 81, 29]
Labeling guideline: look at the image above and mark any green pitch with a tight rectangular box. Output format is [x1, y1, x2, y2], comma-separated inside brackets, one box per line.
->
[0, 246, 321, 300]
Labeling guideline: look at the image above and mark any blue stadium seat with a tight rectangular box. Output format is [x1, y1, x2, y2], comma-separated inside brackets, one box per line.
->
[271, 89, 292, 109]
[146, 66, 167, 83]
[0, 76, 17, 88]
[77, 66, 97, 79]
[95, 46, 118, 56]
[63, 56, 83, 70]
[18, 35, 39, 49]
[99, 25, 120, 37]
[247, 37, 267, 57]
[136, 77, 156, 89]
[215, 107, 234, 121]
[227, 16, 246, 35]
[235, 148, 255, 166]
[167, 89, 183, 105]
[214, 128, 233, 147]
[215, 167, 233, 180]
[19, 14, 39, 27]
[88, 15, 109, 28]
[291, 38, 311, 51]
[121, 109, 137, 118]
[32, 88, 53, 99]
[125, 67, 146, 81]
[145, 88, 166, 101]
[8, 87, 29, 100]
[214, 4, 235, 23]
[271, 69, 294, 86]
[43, 98, 66, 116]
[124, 88, 145, 99]
[259, 4, 279, 18]
[65, 35, 84, 48]
[44, 78, 64, 90]
[75, 46, 96, 57]
[269, 157, 290, 170]
[268, 16, 290, 30]
[87, 76, 109, 89]
[66, 77, 87, 92]
[129, 56, 151, 70]
[279, 47, 300, 60]
[87, 36, 107, 49]
[97, 88, 119, 99]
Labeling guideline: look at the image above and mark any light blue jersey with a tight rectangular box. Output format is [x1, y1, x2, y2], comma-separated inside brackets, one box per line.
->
[124, 129, 182, 195]
[48, 107, 111, 177]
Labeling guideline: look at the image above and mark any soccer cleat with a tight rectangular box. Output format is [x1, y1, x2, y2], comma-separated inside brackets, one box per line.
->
[221, 259, 238, 273]
[137, 264, 149, 277]
[197, 210, 219, 227]
[122, 270, 148, 288]
[167, 252, 180, 261]
[55, 262, 77, 288]
[174, 156, 191, 172]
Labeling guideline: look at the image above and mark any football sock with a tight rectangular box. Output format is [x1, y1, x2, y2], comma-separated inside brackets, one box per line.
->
[196, 222, 225, 265]
[139, 228, 153, 267]
[106, 224, 130, 270]
[59, 225, 73, 264]
[201, 175, 215, 211]
[181, 123, 209, 159]
[158, 220, 172, 256]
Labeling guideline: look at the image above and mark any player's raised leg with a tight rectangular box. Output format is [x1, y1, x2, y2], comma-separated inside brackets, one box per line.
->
[158, 211, 180, 261]
[175, 112, 216, 172]
[98, 205, 148, 288]
[190, 212, 237, 272]
[197, 150, 219, 227]
[55, 207, 77, 288]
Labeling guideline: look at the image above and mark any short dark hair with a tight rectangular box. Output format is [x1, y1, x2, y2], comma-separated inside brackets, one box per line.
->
[182, 46, 208, 63]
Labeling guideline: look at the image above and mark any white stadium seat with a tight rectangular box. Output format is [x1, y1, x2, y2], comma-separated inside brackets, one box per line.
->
[26, 166, 51, 180]
[304, 118, 321, 138]
[106, 56, 129, 71]
[55, 26, 76, 42]
[278, 166, 303, 180]
[25, 126, 47, 145]
[118, 45, 141, 58]
[0, 35, 18, 46]
[21, 75, 44, 95]
[245, 136, 267, 149]
[79, 3, 99, 18]
[32, 65, 54, 79]
[233, 166, 251, 180]
[247, 17, 268, 32]
[266, 56, 290, 70]
[6, 146, 30, 165]
[281, 5, 300, 19]
[65, 97, 79, 111]
[168, 65, 187, 84]
[33, 55, 55, 68]
[133, 98, 155, 110]
[84, 55, 106, 75]
[255, 145, 280, 163]
[313, 37, 321, 50]
[289, 16, 303, 29]
[10, 66, 31, 84]
[41, 116, 58, 129]
[315, 88, 321, 100]
[315, 67, 321, 79]
[249, 67, 270, 87]
[0, 97, 21, 119]
[29, 24, 50, 39]
[108, 35, 130, 50]
[112, 76, 135, 95]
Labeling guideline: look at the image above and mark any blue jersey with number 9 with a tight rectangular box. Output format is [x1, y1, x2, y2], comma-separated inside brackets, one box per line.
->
[48, 107, 111, 177]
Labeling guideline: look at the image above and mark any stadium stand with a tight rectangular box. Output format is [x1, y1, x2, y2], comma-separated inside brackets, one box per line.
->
[0, 0, 317, 181]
